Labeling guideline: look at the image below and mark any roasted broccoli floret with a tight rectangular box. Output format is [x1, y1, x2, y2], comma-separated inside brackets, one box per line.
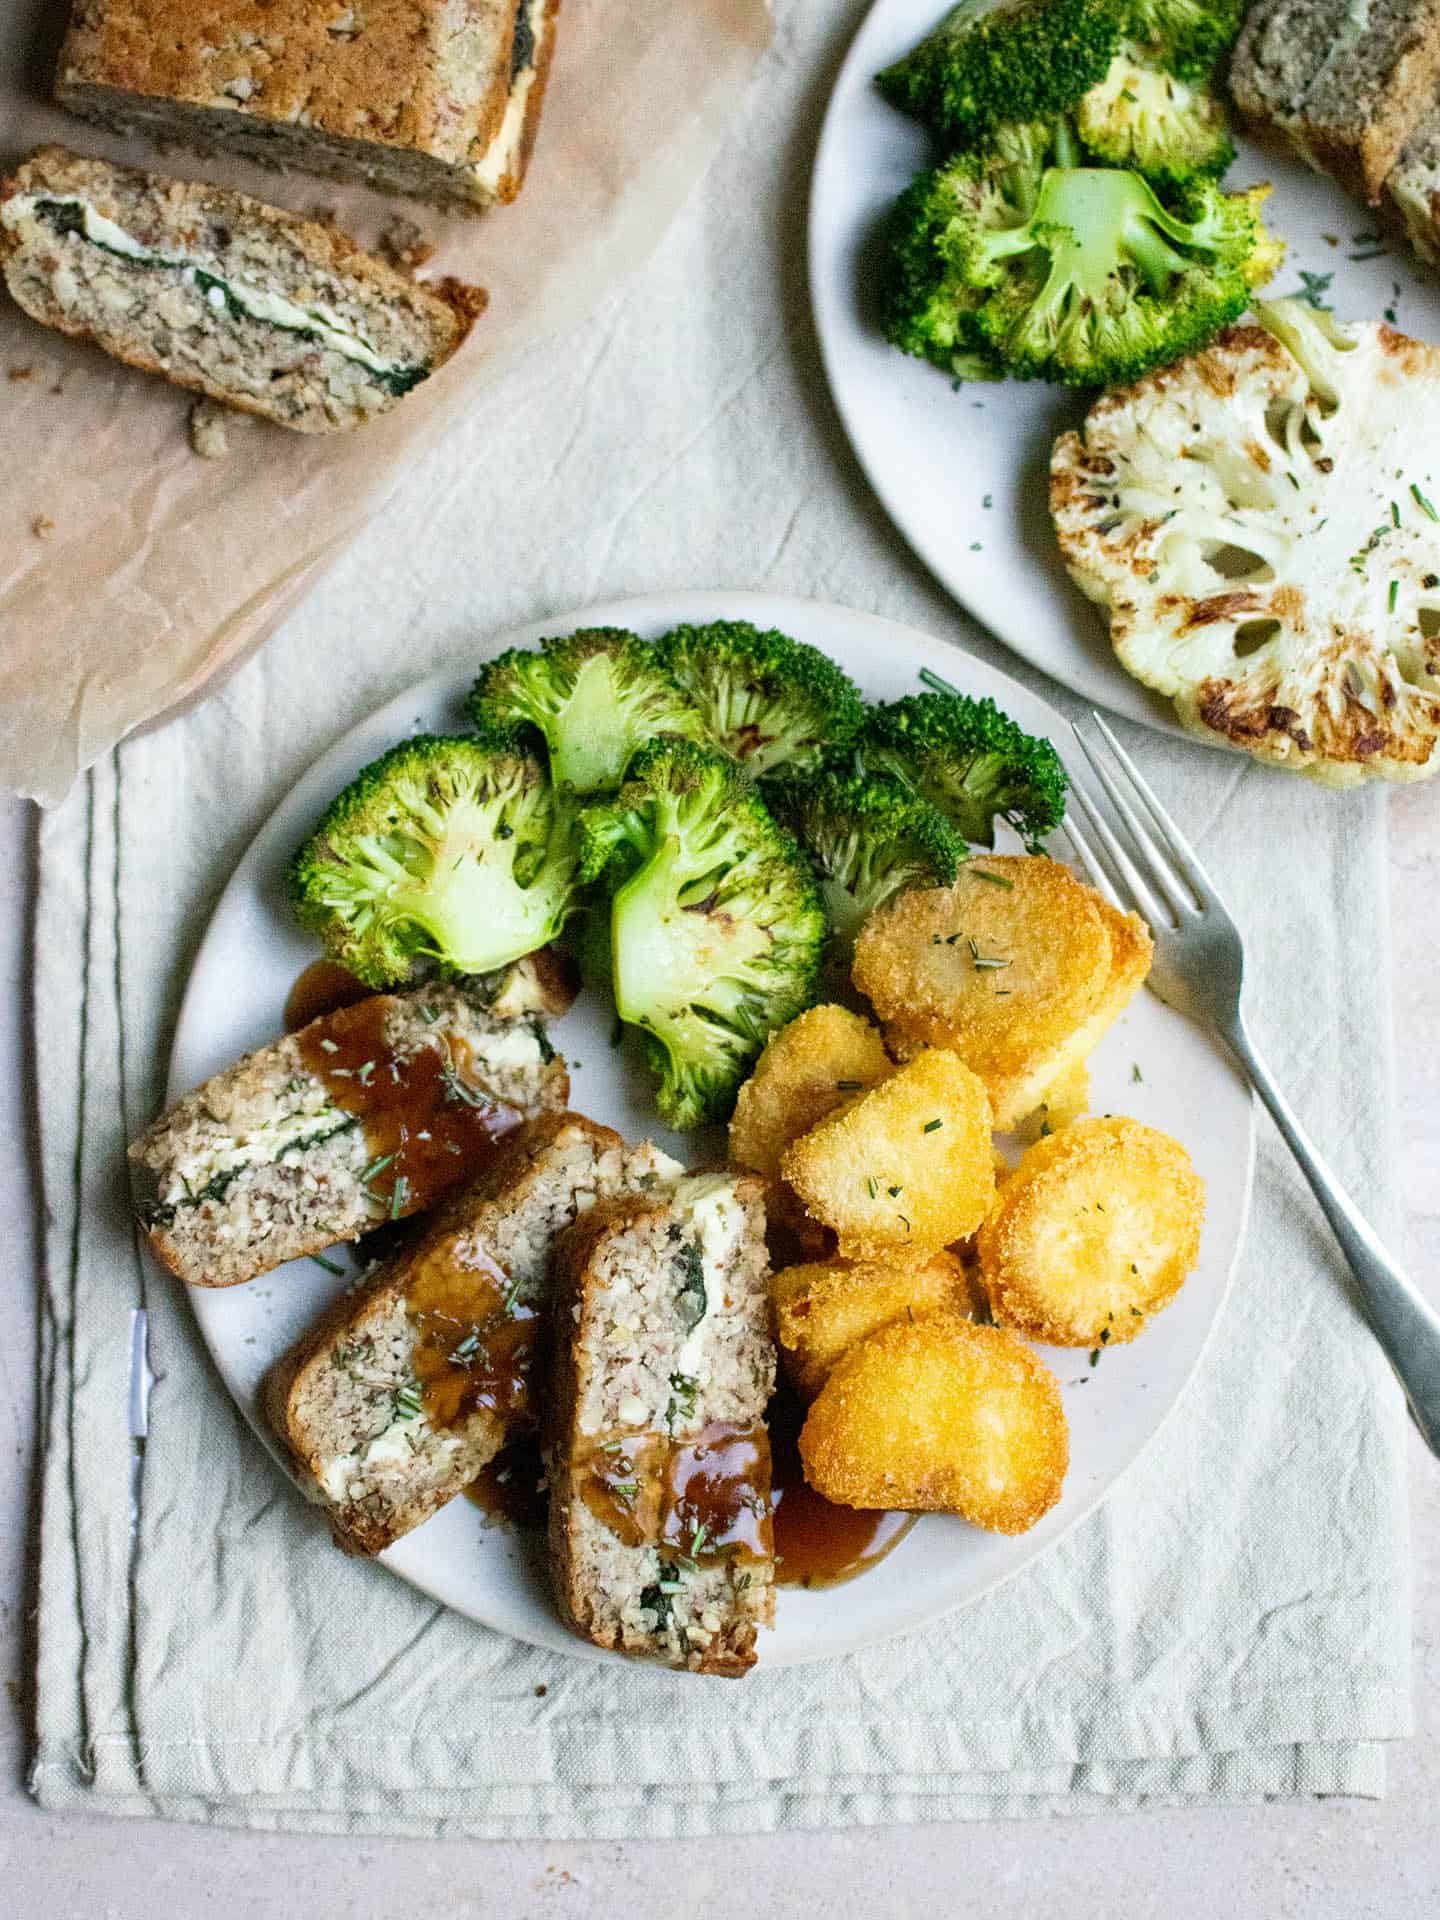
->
[876, 0, 1128, 144]
[859, 687, 1068, 852]
[654, 621, 866, 781]
[885, 154, 1280, 387]
[1075, 49, 1235, 186]
[578, 740, 825, 1128]
[882, 121, 1066, 375]
[288, 733, 581, 987]
[1123, 0, 1245, 82]
[776, 770, 964, 950]
[466, 627, 705, 795]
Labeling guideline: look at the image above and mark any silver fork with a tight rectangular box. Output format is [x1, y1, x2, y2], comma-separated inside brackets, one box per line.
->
[1065, 711, 1440, 1458]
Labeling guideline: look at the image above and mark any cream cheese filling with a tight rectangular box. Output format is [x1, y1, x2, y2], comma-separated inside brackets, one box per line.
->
[671, 1174, 747, 1382]
[3, 191, 425, 386]
[471, 0, 550, 195]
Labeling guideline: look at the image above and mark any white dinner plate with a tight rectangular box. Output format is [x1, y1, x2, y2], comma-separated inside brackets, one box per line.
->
[809, 0, 1440, 729]
[170, 589, 1255, 1667]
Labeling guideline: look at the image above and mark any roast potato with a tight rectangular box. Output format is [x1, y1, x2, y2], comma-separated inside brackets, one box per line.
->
[772, 1249, 977, 1400]
[976, 1116, 1205, 1347]
[853, 856, 1151, 1129]
[781, 1048, 995, 1258]
[729, 1003, 892, 1178]
[1014, 1060, 1090, 1146]
[799, 1313, 1068, 1533]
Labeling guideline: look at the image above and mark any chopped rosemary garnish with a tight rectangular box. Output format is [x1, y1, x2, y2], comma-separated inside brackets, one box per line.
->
[1389, 579, 1399, 613]
[393, 1382, 424, 1420]
[360, 1151, 397, 1187]
[836, 1080, 863, 1091]
[1412, 483, 1438, 521]
[439, 1063, 490, 1109]
[922, 1118, 943, 1134]
[319, 1037, 339, 1054]
[971, 869, 1014, 890]
[390, 1174, 409, 1220]
[310, 1252, 345, 1276]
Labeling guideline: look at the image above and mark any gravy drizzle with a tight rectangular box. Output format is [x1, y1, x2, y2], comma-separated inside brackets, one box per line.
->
[578, 1421, 773, 1564]
[403, 1237, 539, 1431]
[293, 992, 522, 1218]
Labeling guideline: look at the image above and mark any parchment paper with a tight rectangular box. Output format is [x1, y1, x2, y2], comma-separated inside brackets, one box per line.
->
[0, 0, 772, 803]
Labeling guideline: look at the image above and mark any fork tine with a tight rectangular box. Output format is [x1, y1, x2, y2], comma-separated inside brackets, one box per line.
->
[1056, 810, 1119, 905]
[1064, 771, 1171, 928]
[1070, 723, 1193, 923]
[1088, 712, 1223, 908]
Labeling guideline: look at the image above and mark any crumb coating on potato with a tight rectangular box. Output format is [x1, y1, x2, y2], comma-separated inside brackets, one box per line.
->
[781, 1048, 995, 1258]
[853, 855, 1151, 1129]
[799, 1315, 1068, 1533]
[977, 1116, 1205, 1347]
[728, 1004, 893, 1178]
[771, 1250, 976, 1400]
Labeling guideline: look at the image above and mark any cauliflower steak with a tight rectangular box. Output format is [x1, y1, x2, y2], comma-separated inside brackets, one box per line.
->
[1050, 299, 1440, 784]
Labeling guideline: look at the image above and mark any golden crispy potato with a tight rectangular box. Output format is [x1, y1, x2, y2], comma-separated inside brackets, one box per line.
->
[799, 1314, 1068, 1532]
[781, 1049, 995, 1258]
[772, 1249, 975, 1400]
[853, 857, 1152, 1130]
[977, 1116, 1204, 1348]
[728, 1004, 893, 1177]
[1014, 1060, 1091, 1146]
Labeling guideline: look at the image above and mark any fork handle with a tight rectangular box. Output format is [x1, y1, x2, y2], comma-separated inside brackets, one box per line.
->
[1224, 1013, 1440, 1457]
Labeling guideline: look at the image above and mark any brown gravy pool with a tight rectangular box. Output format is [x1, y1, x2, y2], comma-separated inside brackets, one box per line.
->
[466, 1435, 548, 1531]
[768, 1389, 917, 1590]
[283, 959, 373, 1032]
[466, 1393, 916, 1591]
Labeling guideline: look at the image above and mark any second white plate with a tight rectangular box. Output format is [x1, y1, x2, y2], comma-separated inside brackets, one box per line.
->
[809, 0, 1440, 728]
[169, 589, 1255, 1667]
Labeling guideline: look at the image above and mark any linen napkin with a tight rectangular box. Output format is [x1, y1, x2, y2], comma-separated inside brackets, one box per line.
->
[30, 0, 1411, 1835]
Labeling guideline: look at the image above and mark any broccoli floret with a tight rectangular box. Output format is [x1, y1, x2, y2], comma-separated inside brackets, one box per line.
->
[876, 0, 1128, 144]
[288, 733, 581, 987]
[882, 122, 1072, 375]
[859, 688, 1068, 853]
[776, 770, 964, 950]
[1123, 0, 1245, 82]
[882, 167, 1007, 376]
[654, 621, 865, 781]
[890, 155, 1279, 388]
[466, 627, 705, 795]
[1075, 50, 1235, 187]
[578, 740, 825, 1128]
